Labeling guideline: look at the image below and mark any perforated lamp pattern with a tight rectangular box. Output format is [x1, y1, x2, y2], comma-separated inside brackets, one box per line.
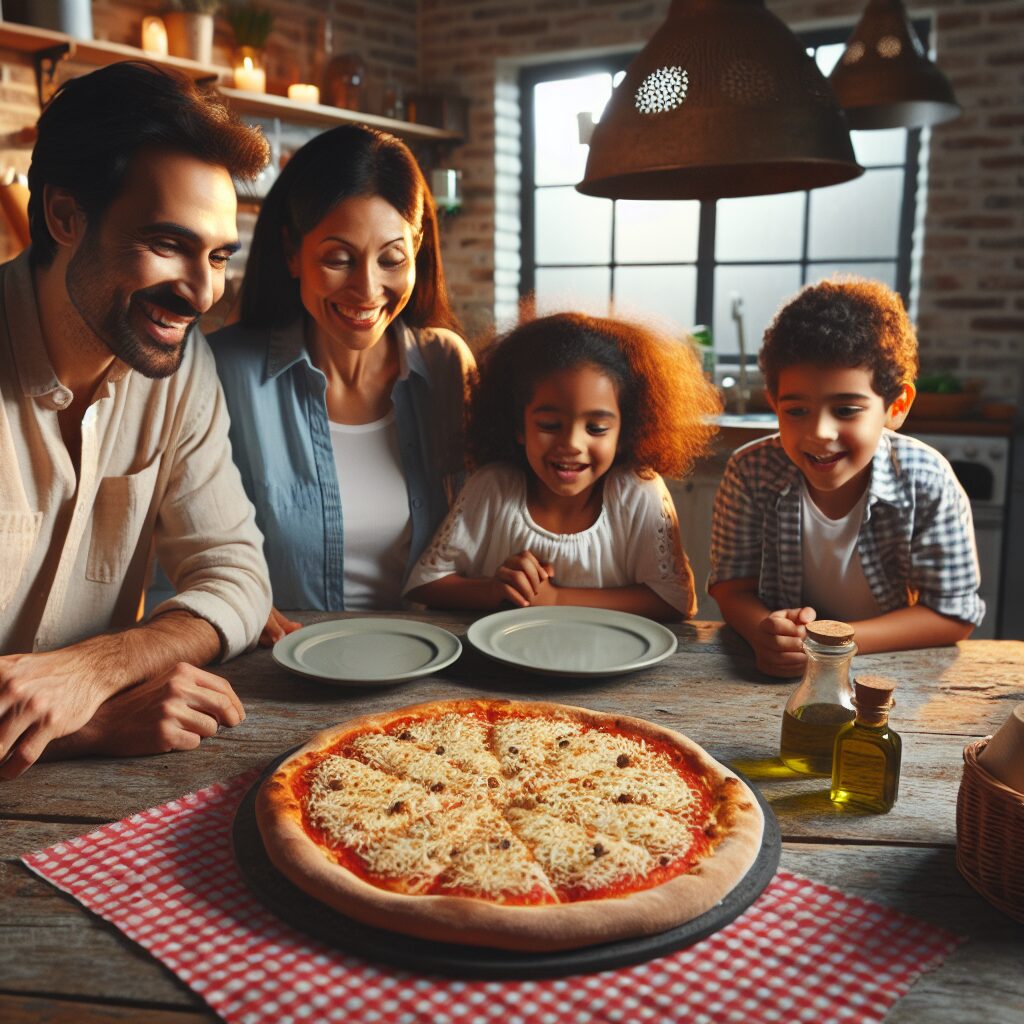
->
[576, 0, 862, 201]
[828, 0, 961, 130]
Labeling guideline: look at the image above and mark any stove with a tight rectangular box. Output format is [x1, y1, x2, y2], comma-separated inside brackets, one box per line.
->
[908, 433, 1009, 639]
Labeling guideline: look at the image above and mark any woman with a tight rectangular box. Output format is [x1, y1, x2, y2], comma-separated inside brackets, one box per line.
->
[210, 124, 474, 643]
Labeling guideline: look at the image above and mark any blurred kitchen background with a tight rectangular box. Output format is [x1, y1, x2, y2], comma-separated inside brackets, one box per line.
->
[0, 0, 1020, 637]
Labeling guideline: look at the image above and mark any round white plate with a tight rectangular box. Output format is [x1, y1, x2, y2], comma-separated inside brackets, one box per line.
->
[466, 607, 677, 678]
[272, 618, 462, 685]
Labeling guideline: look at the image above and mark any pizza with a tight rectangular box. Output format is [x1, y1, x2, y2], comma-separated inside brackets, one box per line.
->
[256, 699, 764, 952]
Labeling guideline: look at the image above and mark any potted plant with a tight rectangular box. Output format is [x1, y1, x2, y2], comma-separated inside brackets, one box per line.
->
[164, 0, 221, 65]
[224, 3, 273, 92]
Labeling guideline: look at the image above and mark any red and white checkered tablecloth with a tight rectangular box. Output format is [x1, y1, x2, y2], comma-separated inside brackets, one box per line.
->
[22, 770, 960, 1024]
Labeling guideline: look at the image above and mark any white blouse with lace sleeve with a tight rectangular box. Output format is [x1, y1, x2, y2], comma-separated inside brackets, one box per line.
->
[404, 462, 695, 615]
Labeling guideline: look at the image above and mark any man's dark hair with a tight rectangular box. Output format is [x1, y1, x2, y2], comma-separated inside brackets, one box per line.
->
[27, 60, 269, 266]
[759, 277, 919, 405]
[239, 123, 459, 333]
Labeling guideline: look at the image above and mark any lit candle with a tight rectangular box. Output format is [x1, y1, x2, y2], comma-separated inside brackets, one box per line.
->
[234, 54, 267, 93]
[141, 16, 169, 57]
[288, 83, 320, 105]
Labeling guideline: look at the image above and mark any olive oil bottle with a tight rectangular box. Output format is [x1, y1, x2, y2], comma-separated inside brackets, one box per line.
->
[831, 675, 901, 813]
[779, 620, 856, 776]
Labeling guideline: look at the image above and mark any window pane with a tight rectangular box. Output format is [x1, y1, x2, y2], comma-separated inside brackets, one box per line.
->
[713, 265, 804, 360]
[613, 265, 698, 334]
[808, 168, 904, 260]
[807, 262, 898, 289]
[535, 187, 612, 264]
[852, 128, 909, 168]
[535, 267, 611, 316]
[716, 192, 806, 262]
[815, 42, 845, 76]
[615, 200, 699, 263]
[534, 73, 613, 187]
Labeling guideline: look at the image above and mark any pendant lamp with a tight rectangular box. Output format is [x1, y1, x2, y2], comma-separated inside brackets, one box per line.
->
[828, 0, 960, 130]
[576, 0, 862, 201]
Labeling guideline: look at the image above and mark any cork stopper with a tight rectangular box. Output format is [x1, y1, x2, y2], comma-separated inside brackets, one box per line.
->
[804, 619, 855, 646]
[854, 675, 896, 722]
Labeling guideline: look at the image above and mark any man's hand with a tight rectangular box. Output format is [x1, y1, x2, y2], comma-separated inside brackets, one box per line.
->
[752, 607, 817, 677]
[50, 663, 246, 759]
[258, 606, 303, 648]
[495, 551, 555, 607]
[0, 648, 113, 780]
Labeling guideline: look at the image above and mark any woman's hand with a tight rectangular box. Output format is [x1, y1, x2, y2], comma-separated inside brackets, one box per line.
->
[258, 606, 303, 648]
[495, 550, 555, 607]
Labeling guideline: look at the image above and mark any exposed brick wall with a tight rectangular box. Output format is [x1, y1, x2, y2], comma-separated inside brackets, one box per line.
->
[421, 0, 1024, 401]
[1, 1, 1020, 399]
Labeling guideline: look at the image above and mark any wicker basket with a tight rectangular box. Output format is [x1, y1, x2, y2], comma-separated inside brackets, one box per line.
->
[955, 738, 1024, 923]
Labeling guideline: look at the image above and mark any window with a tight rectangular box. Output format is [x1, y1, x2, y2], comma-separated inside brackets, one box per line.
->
[520, 30, 924, 369]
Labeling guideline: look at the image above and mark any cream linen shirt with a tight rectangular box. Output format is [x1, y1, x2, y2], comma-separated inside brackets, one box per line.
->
[0, 251, 271, 657]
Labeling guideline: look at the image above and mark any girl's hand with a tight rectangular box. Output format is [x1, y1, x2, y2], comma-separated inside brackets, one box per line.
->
[258, 606, 303, 648]
[495, 550, 555, 607]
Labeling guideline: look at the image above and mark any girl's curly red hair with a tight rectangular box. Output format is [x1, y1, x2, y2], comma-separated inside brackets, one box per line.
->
[467, 312, 721, 479]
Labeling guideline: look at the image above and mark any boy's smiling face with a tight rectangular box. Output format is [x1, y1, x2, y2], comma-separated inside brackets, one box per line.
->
[769, 362, 914, 519]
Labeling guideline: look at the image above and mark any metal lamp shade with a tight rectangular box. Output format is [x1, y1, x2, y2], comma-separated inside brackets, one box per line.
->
[829, 0, 960, 130]
[577, 0, 862, 200]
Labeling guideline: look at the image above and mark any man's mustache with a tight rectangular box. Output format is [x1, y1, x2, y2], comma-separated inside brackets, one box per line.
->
[135, 286, 201, 321]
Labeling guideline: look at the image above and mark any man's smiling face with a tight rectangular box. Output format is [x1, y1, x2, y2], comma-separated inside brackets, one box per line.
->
[65, 147, 239, 378]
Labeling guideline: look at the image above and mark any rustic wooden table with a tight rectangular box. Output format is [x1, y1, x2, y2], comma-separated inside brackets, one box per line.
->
[2, 614, 1023, 1023]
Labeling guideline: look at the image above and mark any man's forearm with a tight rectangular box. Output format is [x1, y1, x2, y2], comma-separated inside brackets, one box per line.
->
[72, 610, 222, 697]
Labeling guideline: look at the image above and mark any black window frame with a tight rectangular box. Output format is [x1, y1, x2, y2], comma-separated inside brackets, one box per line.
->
[519, 25, 925, 352]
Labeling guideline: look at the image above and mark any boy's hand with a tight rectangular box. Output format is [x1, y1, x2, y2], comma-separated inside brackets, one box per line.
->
[753, 607, 816, 677]
[495, 551, 555, 607]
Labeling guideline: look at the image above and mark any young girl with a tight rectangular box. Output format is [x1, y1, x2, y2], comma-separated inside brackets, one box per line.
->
[404, 312, 721, 621]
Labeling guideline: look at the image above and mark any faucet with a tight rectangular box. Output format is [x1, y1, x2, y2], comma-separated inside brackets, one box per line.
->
[730, 292, 749, 415]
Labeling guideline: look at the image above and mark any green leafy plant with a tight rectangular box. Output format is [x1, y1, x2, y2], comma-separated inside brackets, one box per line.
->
[166, 0, 222, 13]
[916, 372, 963, 394]
[225, 2, 274, 49]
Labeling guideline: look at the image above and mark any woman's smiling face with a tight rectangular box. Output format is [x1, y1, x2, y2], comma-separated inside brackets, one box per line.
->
[289, 194, 417, 353]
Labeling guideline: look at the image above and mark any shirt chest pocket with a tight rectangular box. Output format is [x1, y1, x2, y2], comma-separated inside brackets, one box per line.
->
[0, 510, 43, 613]
[86, 459, 161, 584]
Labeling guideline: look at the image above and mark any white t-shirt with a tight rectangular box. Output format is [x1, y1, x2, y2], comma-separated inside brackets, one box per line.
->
[800, 480, 881, 621]
[404, 462, 695, 615]
[329, 410, 411, 609]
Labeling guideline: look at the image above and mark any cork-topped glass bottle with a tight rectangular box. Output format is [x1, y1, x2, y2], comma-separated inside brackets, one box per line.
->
[779, 620, 857, 776]
[831, 675, 902, 813]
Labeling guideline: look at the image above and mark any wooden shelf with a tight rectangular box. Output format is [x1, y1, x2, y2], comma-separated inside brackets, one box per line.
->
[0, 21, 462, 144]
[221, 88, 461, 143]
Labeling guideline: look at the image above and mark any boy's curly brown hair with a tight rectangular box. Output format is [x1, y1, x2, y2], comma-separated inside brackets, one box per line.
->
[759, 277, 919, 404]
[467, 312, 722, 479]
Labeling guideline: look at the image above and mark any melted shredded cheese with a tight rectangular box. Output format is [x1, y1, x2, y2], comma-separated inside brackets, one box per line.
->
[300, 710, 706, 902]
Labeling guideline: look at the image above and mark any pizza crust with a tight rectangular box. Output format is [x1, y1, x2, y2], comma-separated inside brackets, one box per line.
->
[256, 699, 765, 952]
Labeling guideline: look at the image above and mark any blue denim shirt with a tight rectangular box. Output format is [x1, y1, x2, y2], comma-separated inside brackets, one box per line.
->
[207, 317, 473, 610]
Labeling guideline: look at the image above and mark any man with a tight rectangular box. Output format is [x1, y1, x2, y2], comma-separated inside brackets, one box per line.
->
[0, 61, 273, 778]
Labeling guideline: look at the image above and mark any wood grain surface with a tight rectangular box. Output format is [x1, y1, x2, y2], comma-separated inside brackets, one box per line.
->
[2, 614, 1022, 1022]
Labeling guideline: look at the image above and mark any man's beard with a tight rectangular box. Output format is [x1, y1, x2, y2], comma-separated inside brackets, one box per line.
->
[66, 237, 199, 380]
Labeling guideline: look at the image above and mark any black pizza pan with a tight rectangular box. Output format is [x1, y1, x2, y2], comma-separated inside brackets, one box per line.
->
[232, 750, 781, 980]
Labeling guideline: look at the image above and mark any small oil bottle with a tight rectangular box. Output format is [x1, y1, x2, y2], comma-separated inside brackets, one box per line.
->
[779, 620, 856, 776]
[831, 675, 901, 812]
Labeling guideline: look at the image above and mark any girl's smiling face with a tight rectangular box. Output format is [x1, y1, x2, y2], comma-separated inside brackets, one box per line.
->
[288, 194, 417, 353]
[518, 364, 622, 507]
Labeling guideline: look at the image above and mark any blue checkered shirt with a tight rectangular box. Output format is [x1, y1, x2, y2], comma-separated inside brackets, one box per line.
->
[709, 430, 985, 626]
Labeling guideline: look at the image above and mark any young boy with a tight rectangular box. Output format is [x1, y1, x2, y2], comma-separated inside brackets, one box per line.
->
[709, 278, 984, 677]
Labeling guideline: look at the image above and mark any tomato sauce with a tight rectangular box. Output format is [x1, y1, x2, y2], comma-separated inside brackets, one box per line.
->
[290, 704, 719, 904]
